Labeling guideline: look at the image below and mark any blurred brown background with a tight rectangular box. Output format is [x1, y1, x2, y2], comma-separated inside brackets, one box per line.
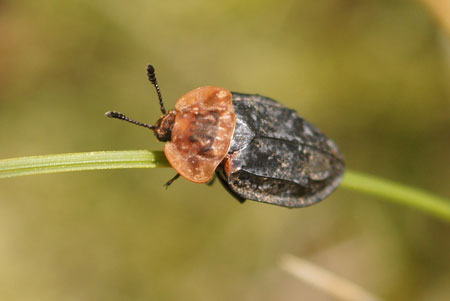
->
[0, 0, 449, 300]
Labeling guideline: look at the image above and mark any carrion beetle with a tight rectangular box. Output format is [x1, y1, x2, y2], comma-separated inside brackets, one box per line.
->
[106, 65, 345, 208]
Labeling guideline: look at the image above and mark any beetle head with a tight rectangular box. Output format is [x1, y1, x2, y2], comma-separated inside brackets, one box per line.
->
[153, 110, 176, 142]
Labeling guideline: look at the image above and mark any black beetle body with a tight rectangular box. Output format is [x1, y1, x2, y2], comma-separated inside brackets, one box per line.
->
[216, 92, 345, 208]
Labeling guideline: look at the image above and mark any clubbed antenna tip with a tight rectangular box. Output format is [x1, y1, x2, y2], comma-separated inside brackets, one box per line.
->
[104, 111, 155, 130]
[147, 64, 166, 114]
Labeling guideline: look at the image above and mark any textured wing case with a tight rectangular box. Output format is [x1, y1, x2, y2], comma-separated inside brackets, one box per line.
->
[217, 92, 345, 208]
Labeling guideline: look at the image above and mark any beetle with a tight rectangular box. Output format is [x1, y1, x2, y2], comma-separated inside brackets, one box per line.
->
[105, 65, 345, 208]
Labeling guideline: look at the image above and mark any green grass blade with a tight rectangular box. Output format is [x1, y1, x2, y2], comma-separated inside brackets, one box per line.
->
[0, 150, 170, 178]
[0, 150, 449, 222]
[341, 170, 450, 222]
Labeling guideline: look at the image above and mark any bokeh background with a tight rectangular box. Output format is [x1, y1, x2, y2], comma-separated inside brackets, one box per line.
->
[1, 0, 449, 300]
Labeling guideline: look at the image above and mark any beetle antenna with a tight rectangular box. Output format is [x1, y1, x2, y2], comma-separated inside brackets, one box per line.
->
[147, 64, 166, 114]
[105, 111, 156, 130]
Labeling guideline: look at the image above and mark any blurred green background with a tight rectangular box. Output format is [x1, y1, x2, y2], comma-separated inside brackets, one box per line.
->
[1, 0, 449, 300]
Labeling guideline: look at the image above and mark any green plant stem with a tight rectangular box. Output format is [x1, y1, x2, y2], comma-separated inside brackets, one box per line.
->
[0, 150, 449, 222]
[0, 150, 170, 178]
[341, 171, 450, 222]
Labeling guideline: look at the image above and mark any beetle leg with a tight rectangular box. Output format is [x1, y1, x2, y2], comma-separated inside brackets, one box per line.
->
[164, 173, 180, 189]
[206, 174, 217, 186]
[215, 171, 246, 204]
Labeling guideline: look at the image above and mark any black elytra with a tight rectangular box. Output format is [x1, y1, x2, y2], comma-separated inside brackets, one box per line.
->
[106, 65, 345, 208]
[216, 92, 345, 208]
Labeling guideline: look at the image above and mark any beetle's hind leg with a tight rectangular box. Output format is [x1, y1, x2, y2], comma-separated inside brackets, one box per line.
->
[215, 172, 246, 204]
[206, 174, 217, 186]
[164, 173, 180, 189]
